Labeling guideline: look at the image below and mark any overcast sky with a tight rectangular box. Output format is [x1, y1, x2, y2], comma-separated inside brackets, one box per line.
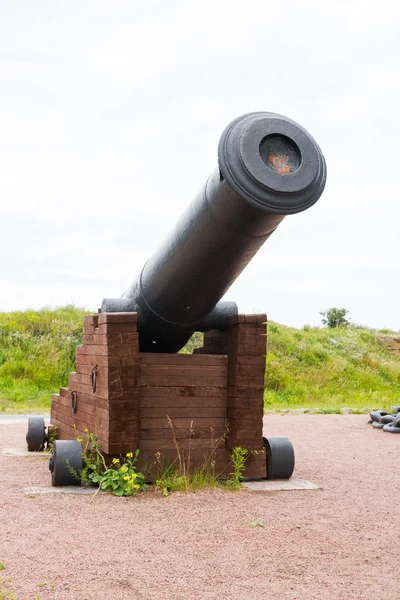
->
[1, 0, 400, 330]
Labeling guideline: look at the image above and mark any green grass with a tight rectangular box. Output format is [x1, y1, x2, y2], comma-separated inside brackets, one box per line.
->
[1, 306, 399, 415]
[265, 322, 400, 413]
[0, 306, 87, 413]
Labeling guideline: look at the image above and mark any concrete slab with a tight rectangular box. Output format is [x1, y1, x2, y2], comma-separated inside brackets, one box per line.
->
[0, 414, 50, 425]
[2, 447, 49, 457]
[242, 478, 321, 492]
[25, 486, 103, 495]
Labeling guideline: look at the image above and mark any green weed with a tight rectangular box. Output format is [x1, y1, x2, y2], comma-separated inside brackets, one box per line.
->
[225, 447, 249, 490]
[250, 519, 264, 528]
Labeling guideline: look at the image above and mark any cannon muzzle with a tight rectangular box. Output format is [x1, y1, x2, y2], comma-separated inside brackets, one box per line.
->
[102, 111, 326, 352]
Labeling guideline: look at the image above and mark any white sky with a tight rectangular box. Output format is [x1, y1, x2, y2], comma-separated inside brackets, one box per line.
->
[1, 0, 400, 330]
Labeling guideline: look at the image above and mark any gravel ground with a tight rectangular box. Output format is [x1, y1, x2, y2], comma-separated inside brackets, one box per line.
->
[0, 414, 399, 600]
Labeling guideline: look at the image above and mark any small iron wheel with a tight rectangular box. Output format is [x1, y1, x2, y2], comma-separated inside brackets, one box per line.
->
[50, 440, 83, 486]
[26, 417, 46, 451]
[263, 436, 295, 480]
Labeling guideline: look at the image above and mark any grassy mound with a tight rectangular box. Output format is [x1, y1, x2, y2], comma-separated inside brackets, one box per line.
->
[265, 323, 400, 413]
[0, 306, 86, 413]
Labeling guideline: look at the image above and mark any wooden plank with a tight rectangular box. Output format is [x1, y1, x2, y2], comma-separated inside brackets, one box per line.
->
[82, 315, 96, 328]
[140, 407, 226, 419]
[76, 364, 137, 379]
[140, 427, 227, 440]
[67, 379, 138, 401]
[227, 408, 263, 420]
[96, 323, 138, 335]
[228, 364, 265, 377]
[139, 365, 227, 377]
[68, 376, 137, 398]
[226, 438, 263, 451]
[76, 343, 138, 357]
[139, 438, 226, 451]
[226, 396, 263, 410]
[54, 392, 106, 414]
[226, 429, 263, 442]
[83, 333, 139, 346]
[139, 353, 227, 366]
[141, 417, 227, 430]
[76, 354, 138, 367]
[228, 386, 264, 398]
[97, 312, 138, 324]
[51, 407, 104, 437]
[139, 395, 227, 408]
[227, 374, 265, 388]
[139, 375, 227, 387]
[139, 386, 227, 398]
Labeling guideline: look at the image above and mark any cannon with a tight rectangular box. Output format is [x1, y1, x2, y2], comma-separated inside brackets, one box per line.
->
[102, 111, 326, 353]
[32, 111, 326, 484]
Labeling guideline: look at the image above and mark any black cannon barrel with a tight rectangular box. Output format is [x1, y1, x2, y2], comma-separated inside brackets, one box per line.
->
[102, 111, 326, 352]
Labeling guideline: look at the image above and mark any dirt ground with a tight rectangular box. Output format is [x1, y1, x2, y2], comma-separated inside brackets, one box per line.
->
[0, 414, 399, 600]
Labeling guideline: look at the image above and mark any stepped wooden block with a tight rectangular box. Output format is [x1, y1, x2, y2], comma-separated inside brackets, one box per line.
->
[51, 312, 267, 478]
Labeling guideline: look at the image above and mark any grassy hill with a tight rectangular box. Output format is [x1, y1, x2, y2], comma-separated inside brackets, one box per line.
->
[0, 307, 86, 413]
[0, 307, 399, 413]
[265, 322, 400, 413]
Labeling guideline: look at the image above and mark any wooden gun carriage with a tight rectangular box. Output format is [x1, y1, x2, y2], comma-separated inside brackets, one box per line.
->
[26, 111, 326, 484]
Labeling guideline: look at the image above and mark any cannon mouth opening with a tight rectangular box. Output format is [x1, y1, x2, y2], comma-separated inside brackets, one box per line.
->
[259, 134, 301, 175]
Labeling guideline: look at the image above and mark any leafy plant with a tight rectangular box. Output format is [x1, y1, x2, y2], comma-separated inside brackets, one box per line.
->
[70, 430, 147, 497]
[97, 452, 147, 497]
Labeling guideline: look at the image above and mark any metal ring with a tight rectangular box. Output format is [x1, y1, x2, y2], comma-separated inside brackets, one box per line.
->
[91, 365, 98, 393]
[71, 391, 78, 413]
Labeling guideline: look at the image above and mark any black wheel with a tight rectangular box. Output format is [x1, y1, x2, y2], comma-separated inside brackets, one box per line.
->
[263, 436, 295, 480]
[26, 417, 46, 451]
[50, 440, 83, 486]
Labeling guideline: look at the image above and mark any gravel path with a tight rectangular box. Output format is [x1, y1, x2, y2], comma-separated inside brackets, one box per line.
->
[0, 414, 399, 600]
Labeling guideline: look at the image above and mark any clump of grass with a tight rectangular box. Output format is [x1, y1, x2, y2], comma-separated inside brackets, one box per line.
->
[155, 417, 222, 495]
[0, 587, 16, 600]
[265, 322, 400, 413]
[154, 418, 249, 495]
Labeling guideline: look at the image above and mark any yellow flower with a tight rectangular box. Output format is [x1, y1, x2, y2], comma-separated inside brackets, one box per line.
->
[123, 475, 130, 481]
[130, 473, 137, 480]
[84, 428, 89, 433]
[126, 452, 133, 458]
[77, 437, 82, 443]
[120, 466, 128, 473]
[133, 484, 140, 489]
[112, 458, 120, 465]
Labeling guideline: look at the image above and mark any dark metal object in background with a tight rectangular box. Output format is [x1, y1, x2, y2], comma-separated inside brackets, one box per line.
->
[102, 112, 327, 352]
